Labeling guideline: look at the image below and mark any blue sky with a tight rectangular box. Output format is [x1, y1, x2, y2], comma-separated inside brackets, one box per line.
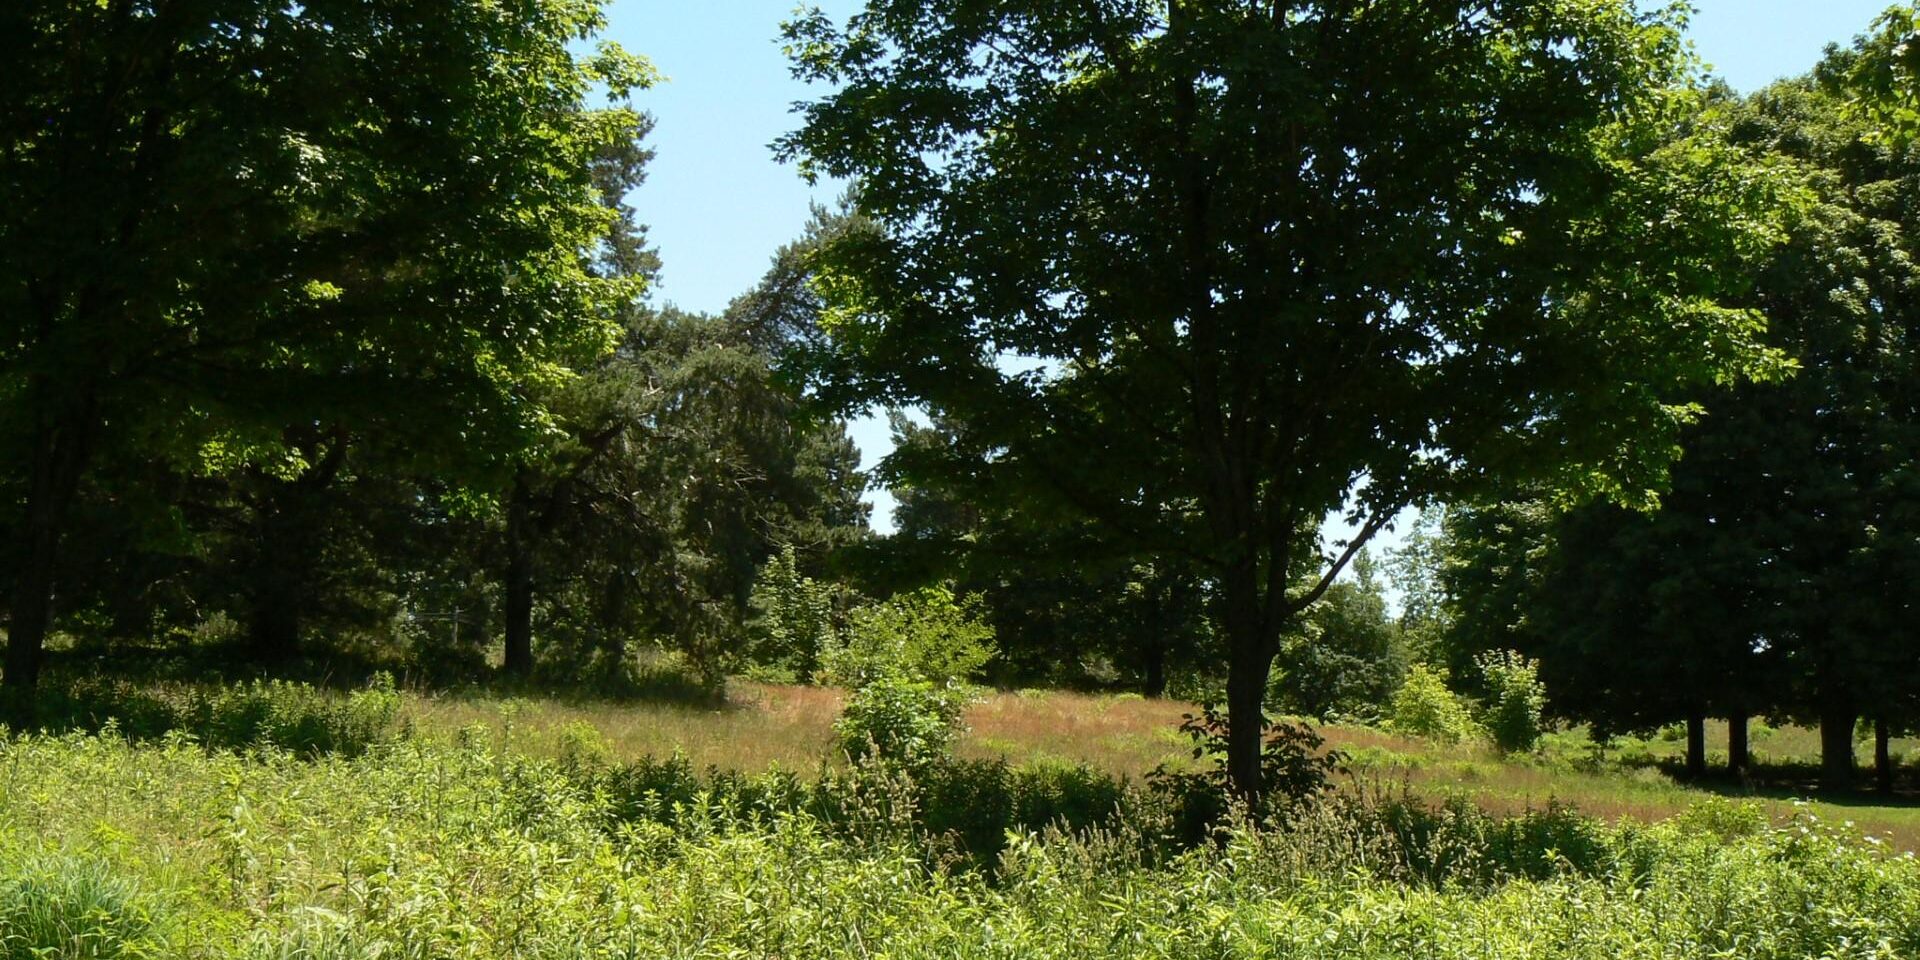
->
[607, 0, 1903, 533]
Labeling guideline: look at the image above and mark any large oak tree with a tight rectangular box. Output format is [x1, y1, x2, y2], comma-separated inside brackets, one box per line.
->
[781, 0, 1788, 795]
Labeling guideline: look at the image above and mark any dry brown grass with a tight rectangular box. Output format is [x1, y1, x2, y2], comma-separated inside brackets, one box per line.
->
[397, 682, 1920, 849]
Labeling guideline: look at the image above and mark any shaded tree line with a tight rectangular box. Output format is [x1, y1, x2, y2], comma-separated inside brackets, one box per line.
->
[1428, 38, 1920, 791]
[0, 0, 867, 715]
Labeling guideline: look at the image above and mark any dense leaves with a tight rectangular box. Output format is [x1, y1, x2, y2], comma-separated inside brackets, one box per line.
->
[781, 0, 1788, 794]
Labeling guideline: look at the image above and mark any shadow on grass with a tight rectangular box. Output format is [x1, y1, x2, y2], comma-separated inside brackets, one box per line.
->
[1647, 757, 1920, 808]
[31, 637, 733, 725]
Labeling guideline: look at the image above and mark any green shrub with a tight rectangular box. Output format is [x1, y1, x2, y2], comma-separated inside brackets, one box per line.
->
[32, 675, 402, 758]
[835, 674, 968, 767]
[1675, 796, 1769, 842]
[1147, 704, 1345, 844]
[749, 544, 839, 682]
[1475, 650, 1547, 754]
[1388, 664, 1478, 743]
[823, 586, 995, 689]
[824, 586, 996, 769]
[0, 857, 169, 959]
[189, 673, 400, 757]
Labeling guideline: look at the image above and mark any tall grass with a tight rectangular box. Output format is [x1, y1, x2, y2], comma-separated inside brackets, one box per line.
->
[1, 728, 1918, 958]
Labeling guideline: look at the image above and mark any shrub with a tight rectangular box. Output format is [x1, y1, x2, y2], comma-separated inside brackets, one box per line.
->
[1148, 703, 1344, 844]
[1388, 664, 1478, 744]
[1475, 650, 1547, 754]
[188, 673, 401, 757]
[835, 674, 969, 767]
[749, 544, 838, 682]
[31, 675, 403, 757]
[822, 586, 995, 689]
[824, 586, 996, 768]
[1675, 796, 1769, 843]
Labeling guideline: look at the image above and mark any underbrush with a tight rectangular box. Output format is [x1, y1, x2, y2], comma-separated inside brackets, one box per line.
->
[25, 673, 402, 757]
[1, 729, 1918, 958]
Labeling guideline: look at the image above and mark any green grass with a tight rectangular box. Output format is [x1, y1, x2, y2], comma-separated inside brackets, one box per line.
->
[2, 725, 1919, 958]
[29, 669, 1920, 848]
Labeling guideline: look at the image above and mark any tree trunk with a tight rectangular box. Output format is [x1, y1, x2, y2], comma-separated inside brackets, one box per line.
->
[246, 505, 304, 663]
[1143, 641, 1168, 699]
[1876, 718, 1894, 796]
[502, 475, 536, 678]
[3, 512, 62, 724]
[1685, 711, 1707, 778]
[1728, 712, 1750, 775]
[1220, 561, 1275, 801]
[2, 404, 94, 725]
[1819, 705, 1856, 792]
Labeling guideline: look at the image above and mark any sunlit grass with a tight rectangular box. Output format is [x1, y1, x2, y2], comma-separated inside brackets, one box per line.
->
[394, 681, 1920, 850]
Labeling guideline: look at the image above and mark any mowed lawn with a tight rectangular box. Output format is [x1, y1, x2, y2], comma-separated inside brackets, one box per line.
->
[401, 682, 1920, 850]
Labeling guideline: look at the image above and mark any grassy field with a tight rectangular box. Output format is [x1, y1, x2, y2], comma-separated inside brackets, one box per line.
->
[395, 681, 1920, 850]
[5, 692, 1920, 958]
[6, 675, 1920, 956]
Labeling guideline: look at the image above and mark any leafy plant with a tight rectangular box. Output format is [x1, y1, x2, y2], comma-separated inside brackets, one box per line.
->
[1148, 704, 1345, 844]
[0, 857, 169, 960]
[835, 674, 969, 768]
[1476, 650, 1548, 754]
[825, 586, 997, 768]
[823, 586, 996, 690]
[1389, 664, 1480, 744]
[750, 544, 839, 682]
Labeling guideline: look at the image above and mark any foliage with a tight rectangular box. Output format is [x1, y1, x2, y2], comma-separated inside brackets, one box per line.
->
[823, 587, 995, 690]
[6, 729, 1920, 958]
[1390, 665, 1480, 745]
[1148, 703, 1344, 844]
[825, 586, 995, 766]
[0, 0, 657, 703]
[29, 674, 402, 759]
[1475, 651, 1548, 755]
[1840, 4, 1920, 139]
[834, 674, 969, 767]
[0, 856, 171, 960]
[1437, 49, 1920, 783]
[750, 544, 839, 682]
[1270, 551, 1407, 721]
[780, 0, 1791, 796]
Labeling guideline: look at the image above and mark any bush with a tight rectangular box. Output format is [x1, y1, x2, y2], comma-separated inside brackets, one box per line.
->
[749, 544, 838, 682]
[835, 674, 969, 768]
[824, 586, 996, 768]
[31, 674, 403, 757]
[823, 586, 995, 690]
[1475, 650, 1546, 754]
[1148, 703, 1345, 844]
[1388, 664, 1478, 743]
[189, 673, 401, 757]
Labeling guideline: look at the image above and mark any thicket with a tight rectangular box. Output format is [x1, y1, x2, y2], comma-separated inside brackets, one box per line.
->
[2, 729, 1918, 959]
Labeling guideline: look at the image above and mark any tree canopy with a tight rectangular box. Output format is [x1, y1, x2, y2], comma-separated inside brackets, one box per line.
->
[780, 0, 1789, 795]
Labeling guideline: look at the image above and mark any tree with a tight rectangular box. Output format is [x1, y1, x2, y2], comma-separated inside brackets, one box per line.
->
[870, 410, 1215, 694]
[500, 305, 870, 683]
[0, 0, 652, 713]
[1846, 4, 1919, 140]
[1271, 550, 1406, 721]
[781, 0, 1785, 796]
[1441, 45, 1920, 788]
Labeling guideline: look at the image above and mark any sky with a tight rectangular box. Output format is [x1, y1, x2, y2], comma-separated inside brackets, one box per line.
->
[606, 0, 1903, 535]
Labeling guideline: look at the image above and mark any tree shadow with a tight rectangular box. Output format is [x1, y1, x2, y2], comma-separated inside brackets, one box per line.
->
[1650, 757, 1920, 808]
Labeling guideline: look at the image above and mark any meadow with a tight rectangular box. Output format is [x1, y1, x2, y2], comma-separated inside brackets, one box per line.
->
[7, 675, 1920, 958]
[397, 681, 1920, 851]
